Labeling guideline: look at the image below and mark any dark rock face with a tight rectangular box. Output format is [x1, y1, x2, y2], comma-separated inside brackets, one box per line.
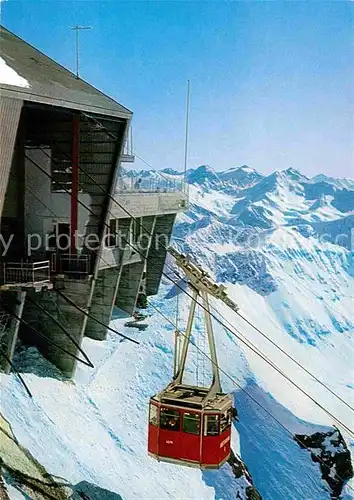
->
[228, 450, 262, 500]
[294, 428, 353, 498]
[0, 474, 10, 500]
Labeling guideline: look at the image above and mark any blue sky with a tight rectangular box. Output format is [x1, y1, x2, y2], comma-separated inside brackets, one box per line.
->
[1, 1, 353, 178]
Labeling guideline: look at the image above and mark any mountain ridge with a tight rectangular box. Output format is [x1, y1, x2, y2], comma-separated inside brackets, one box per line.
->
[1, 164, 353, 499]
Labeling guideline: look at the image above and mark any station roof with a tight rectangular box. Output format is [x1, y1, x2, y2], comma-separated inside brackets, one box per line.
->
[0, 26, 132, 119]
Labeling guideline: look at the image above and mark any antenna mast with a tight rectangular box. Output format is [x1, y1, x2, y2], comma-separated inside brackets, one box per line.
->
[71, 25, 92, 78]
[183, 79, 190, 189]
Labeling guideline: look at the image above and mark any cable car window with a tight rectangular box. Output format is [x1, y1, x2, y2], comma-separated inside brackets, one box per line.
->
[220, 409, 232, 432]
[182, 413, 200, 435]
[149, 404, 158, 427]
[205, 415, 220, 436]
[160, 409, 180, 431]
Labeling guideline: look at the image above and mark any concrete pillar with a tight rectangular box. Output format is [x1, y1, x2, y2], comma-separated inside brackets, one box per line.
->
[0, 291, 26, 373]
[84, 267, 121, 341]
[21, 277, 92, 377]
[84, 217, 132, 341]
[146, 214, 176, 296]
[116, 215, 156, 315]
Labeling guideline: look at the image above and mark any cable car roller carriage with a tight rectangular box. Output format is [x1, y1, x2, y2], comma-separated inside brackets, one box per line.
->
[148, 247, 239, 469]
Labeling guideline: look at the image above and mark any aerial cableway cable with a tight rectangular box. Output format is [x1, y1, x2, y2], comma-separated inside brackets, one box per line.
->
[0, 349, 33, 398]
[273, 265, 354, 319]
[55, 290, 139, 345]
[27, 147, 354, 431]
[21, 140, 354, 475]
[34, 137, 354, 416]
[207, 299, 354, 414]
[25, 295, 94, 367]
[160, 274, 354, 438]
[234, 309, 354, 413]
[82, 112, 174, 178]
[24, 152, 354, 435]
[147, 299, 354, 494]
[10, 168, 138, 347]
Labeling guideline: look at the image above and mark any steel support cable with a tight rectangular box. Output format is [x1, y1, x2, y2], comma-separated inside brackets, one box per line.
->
[16, 143, 350, 478]
[15, 159, 138, 348]
[41, 120, 354, 431]
[16, 168, 124, 287]
[0, 349, 33, 398]
[147, 299, 354, 494]
[9, 169, 135, 349]
[160, 274, 354, 437]
[37, 142, 180, 243]
[33, 144, 354, 414]
[2, 306, 93, 368]
[27, 136, 354, 474]
[206, 298, 354, 414]
[234, 310, 354, 413]
[26, 295, 94, 368]
[74, 113, 354, 319]
[81, 112, 174, 182]
[23, 153, 354, 429]
[164, 270, 354, 420]
[55, 290, 139, 345]
[207, 304, 354, 437]
[274, 264, 354, 318]
[24, 152, 128, 250]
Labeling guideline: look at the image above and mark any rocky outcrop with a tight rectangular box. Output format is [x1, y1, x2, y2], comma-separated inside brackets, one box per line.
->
[294, 428, 353, 498]
[0, 414, 123, 500]
[0, 475, 10, 500]
[0, 412, 70, 499]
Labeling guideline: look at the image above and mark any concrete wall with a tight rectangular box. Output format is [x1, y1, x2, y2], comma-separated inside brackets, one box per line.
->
[0, 97, 23, 217]
[115, 215, 156, 315]
[0, 291, 26, 373]
[21, 278, 92, 377]
[146, 213, 176, 296]
[24, 148, 91, 255]
[85, 217, 132, 340]
[2, 154, 19, 219]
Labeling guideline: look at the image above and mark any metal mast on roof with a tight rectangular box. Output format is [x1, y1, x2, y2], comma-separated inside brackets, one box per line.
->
[71, 25, 92, 78]
[183, 79, 190, 191]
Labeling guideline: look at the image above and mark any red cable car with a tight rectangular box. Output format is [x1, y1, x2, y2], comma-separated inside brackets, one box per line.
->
[148, 285, 234, 469]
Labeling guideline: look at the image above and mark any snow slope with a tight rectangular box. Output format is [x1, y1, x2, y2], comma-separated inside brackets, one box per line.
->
[1, 165, 353, 499]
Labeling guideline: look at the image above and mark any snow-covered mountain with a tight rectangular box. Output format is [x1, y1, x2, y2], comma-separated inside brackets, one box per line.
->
[1, 165, 353, 499]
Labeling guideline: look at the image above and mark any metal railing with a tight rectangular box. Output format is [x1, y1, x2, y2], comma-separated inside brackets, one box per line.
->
[2, 260, 50, 286]
[51, 253, 90, 276]
[116, 173, 186, 194]
[122, 127, 135, 162]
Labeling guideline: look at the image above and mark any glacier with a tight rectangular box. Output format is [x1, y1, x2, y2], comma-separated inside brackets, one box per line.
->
[1, 165, 353, 499]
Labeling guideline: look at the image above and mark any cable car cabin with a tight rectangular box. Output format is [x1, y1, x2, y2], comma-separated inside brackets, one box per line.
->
[148, 256, 237, 469]
[148, 384, 233, 469]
